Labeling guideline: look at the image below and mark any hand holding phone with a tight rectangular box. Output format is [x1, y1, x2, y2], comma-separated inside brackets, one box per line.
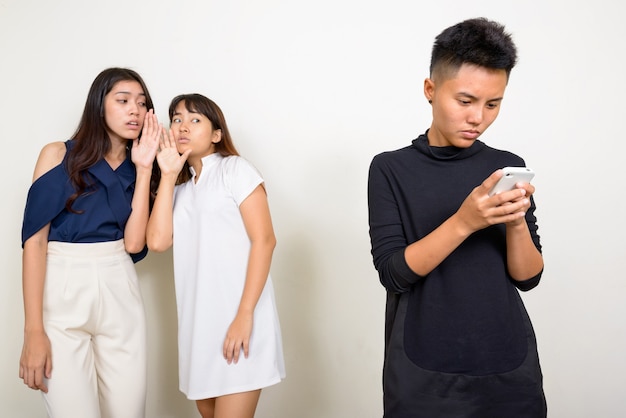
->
[488, 167, 535, 197]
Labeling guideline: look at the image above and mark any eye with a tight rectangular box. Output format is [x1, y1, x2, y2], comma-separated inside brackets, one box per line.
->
[192, 118, 200, 123]
[486, 102, 499, 109]
[138, 101, 147, 108]
[172, 117, 181, 123]
[117, 99, 128, 104]
[458, 99, 471, 105]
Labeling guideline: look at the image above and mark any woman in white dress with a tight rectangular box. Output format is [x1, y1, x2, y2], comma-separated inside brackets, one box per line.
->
[147, 94, 285, 418]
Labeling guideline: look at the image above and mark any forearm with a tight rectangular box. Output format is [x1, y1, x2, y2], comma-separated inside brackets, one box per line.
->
[22, 230, 49, 333]
[146, 174, 177, 252]
[506, 222, 543, 280]
[404, 213, 472, 277]
[124, 167, 152, 253]
[238, 238, 275, 315]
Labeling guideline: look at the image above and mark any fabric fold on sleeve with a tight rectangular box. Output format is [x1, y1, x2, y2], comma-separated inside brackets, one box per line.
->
[379, 249, 424, 293]
[21, 164, 74, 247]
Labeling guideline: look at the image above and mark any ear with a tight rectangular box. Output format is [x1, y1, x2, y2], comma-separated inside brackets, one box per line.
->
[212, 129, 223, 144]
[424, 78, 435, 102]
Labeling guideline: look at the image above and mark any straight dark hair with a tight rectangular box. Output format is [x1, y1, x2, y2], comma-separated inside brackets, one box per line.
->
[65, 67, 156, 211]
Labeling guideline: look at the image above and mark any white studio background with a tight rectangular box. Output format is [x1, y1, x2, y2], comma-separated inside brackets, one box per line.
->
[1, 0, 625, 417]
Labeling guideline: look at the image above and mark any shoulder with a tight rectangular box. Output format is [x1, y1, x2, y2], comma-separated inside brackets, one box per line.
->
[221, 155, 261, 176]
[32, 141, 67, 182]
[370, 145, 415, 171]
[481, 142, 526, 165]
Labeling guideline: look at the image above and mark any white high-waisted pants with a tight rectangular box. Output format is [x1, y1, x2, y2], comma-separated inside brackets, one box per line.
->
[42, 240, 147, 418]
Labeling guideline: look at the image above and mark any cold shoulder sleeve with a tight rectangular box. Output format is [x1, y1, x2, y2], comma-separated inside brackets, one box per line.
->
[21, 145, 148, 263]
[21, 162, 74, 246]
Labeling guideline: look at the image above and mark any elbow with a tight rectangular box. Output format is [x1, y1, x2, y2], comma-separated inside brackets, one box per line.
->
[512, 268, 543, 291]
[251, 233, 276, 254]
[146, 223, 173, 252]
[375, 251, 423, 294]
[268, 234, 277, 252]
[147, 236, 172, 253]
[124, 239, 146, 255]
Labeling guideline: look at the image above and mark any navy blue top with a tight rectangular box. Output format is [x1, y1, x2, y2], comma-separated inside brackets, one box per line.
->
[21, 140, 147, 263]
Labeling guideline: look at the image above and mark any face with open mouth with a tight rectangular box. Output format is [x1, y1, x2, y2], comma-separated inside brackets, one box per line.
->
[103, 79, 148, 143]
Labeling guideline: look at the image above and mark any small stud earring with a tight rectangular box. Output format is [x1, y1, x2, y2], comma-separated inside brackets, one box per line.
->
[428, 100, 432, 104]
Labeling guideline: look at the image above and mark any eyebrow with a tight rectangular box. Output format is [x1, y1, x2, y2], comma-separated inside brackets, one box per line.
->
[172, 110, 201, 116]
[114, 91, 146, 96]
[458, 92, 503, 102]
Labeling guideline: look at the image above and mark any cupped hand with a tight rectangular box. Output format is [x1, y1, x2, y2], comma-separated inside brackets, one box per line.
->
[156, 128, 191, 178]
[223, 312, 253, 365]
[131, 109, 161, 170]
[19, 330, 52, 393]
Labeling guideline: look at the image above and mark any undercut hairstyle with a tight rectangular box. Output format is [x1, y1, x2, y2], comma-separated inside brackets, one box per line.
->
[168, 94, 239, 184]
[430, 17, 518, 81]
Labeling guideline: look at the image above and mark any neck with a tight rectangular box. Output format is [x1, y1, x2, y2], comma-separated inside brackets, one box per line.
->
[105, 140, 128, 169]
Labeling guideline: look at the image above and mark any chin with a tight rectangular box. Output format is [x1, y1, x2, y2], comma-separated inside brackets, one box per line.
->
[452, 138, 477, 148]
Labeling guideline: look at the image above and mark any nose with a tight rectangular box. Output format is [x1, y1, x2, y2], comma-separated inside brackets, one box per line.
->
[179, 122, 189, 133]
[129, 101, 139, 116]
[467, 105, 483, 125]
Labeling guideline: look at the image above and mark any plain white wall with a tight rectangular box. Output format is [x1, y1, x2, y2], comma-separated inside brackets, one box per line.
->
[2, 0, 625, 417]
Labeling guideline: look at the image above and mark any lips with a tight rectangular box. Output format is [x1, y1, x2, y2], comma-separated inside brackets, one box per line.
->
[460, 130, 480, 140]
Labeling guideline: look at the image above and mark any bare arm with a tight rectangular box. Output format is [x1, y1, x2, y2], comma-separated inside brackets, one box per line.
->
[505, 183, 544, 281]
[223, 185, 276, 364]
[20, 226, 52, 392]
[124, 111, 160, 253]
[146, 128, 190, 252]
[19, 142, 66, 392]
[404, 170, 537, 277]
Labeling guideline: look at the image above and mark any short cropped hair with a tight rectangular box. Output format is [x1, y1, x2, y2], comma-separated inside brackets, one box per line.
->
[430, 17, 517, 81]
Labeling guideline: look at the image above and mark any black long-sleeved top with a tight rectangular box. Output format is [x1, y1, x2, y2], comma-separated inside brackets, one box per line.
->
[368, 133, 546, 417]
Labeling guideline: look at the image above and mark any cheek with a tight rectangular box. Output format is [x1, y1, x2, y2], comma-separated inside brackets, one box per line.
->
[483, 109, 501, 126]
[437, 104, 463, 127]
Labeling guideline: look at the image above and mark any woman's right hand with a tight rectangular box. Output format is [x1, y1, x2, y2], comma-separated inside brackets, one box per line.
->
[157, 128, 191, 178]
[455, 169, 529, 234]
[19, 330, 52, 393]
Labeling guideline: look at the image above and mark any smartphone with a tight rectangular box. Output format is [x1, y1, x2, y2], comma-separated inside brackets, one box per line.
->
[488, 167, 535, 196]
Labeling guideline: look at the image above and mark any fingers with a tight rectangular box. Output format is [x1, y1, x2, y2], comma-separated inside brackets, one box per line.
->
[481, 169, 504, 194]
[141, 110, 163, 144]
[160, 127, 175, 150]
[34, 367, 49, 393]
[21, 364, 49, 392]
[516, 181, 535, 197]
[223, 337, 249, 365]
[223, 338, 237, 364]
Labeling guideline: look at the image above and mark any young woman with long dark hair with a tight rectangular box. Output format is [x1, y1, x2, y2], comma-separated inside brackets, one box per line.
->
[19, 67, 160, 418]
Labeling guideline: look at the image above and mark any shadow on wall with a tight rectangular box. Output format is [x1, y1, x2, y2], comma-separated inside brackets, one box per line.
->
[256, 227, 331, 418]
[137, 249, 198, 418]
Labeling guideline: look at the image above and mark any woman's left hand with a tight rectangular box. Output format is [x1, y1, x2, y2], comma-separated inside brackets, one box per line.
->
[131, 109, 161, 170]
[223, 312, 253, 364]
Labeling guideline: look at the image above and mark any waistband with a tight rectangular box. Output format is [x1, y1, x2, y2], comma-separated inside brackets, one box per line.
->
[47, 239, 127, 259]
